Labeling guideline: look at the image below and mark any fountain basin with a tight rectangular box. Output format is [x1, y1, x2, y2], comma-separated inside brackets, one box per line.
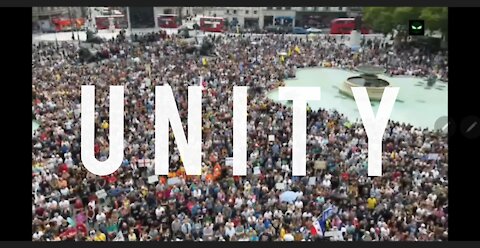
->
[339, 65, 390, 101]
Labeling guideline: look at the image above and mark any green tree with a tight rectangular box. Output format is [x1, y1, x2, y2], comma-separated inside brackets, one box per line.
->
[392, 7, 423, 41]
[363, 7, 396, 35]
[420, 7, 448, 39]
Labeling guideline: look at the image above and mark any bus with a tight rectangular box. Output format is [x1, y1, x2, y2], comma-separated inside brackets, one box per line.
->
[330, 18, 370, 34]
[95, 14, 127, 30]
[51, 18, 85, 32]
[199, 16, 225, 32]
[157, 14, 179, 28]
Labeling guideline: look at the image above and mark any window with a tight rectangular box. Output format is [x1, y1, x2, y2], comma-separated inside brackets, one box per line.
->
[226, 10, 230, 14]
[246, 10, 249, 14]
[233, 10, 237, 14]
[253, 10, 257, 14]
[325, 7, 330, 11]
[164, 9, 173, 14]
[339, 7, 343, 11]
[267, 7, 273, 10]
[285, 7, 291, 10]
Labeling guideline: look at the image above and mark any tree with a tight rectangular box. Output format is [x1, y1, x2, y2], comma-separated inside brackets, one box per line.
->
[392, 7, 423, 27]
[391, 7, 423, 42]
[420, 7, 448, 39]
[363, 7, 396, 35]
[364, 7, 447, 35]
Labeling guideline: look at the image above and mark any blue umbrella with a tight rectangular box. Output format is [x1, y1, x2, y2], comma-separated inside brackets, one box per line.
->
[108, 187, 124, 197]
[279, 191, 302, 203]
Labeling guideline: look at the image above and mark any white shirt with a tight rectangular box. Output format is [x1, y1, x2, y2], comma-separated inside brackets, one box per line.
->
[59, 200, 70, 210]
[88, 200, 96, 210]
[225, 226, 235, 237]
[322, 179, 331, 188]
[155, 207, 165, 218]
[192, 189, 202, 198]
[96, 212, 106, 223]
[294, 200, 303, 209]
[284, 233, 294, 241]
[264, 211, 273, 220]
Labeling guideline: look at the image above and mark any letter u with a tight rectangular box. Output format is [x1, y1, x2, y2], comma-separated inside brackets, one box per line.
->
[81, 85, 124, 176]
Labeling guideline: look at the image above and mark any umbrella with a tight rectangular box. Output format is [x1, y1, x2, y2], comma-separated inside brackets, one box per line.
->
[279, 191, 303, 203]
[108, 187, 124, 197]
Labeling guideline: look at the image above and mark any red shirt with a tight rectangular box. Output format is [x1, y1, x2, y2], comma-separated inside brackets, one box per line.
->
[35, 207, 45, 216]
[156, 191, 164, 200]
[94, 144, 100, 155]
[58, 163, 68, 174]
[105, 175, 117, 184]
[164, 189, 171, 199]
[393, 171, 402, 180]
[74, 199, 83, 209]
[77, 223, 87, 236]
[233, 216, 241, 227]
[187, 201, 194, 212]
[59, 228, 77, 239]
[341, 172, 350, 181]
[88, 194, 98, 203]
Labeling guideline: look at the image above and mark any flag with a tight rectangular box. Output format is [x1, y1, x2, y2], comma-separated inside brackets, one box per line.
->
[311, 220, 324, 237]
[202, 57, 208, 66]
[287, 49, 292, 57]
[320, 206, 334, 222]
[318, 206, 334, 234]
[294, 45, 301, 54]
[280, 55, 285, 63]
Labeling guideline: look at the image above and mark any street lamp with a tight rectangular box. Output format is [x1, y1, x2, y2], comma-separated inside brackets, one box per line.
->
[68, 7, 75, 40]
[50, 14, 59, 50]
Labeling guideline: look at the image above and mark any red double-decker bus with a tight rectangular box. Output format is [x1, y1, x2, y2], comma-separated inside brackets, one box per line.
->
[51, 18, 85, 32]
[157, 14, 179, 28]
[200, 16, 225, 32]
[330, 18, 370, 34]
[95, 15, 127, 30]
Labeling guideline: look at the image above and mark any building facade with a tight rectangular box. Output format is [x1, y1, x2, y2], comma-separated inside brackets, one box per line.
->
[125, 7, 360, 30]
[32, 7, 84, 21]
[32, 7, 84, 32]
[196, 7, 356, 29]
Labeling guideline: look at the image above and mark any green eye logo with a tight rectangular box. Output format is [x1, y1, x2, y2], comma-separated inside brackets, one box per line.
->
[409, 20, 425, 36]
[411, 25, 422, 30]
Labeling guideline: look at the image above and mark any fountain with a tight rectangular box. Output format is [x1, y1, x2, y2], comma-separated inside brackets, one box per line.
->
[339, 65, 390, 101]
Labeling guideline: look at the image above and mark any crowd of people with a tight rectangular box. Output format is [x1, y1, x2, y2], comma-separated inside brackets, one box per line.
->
[32, 30, 448, 242]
